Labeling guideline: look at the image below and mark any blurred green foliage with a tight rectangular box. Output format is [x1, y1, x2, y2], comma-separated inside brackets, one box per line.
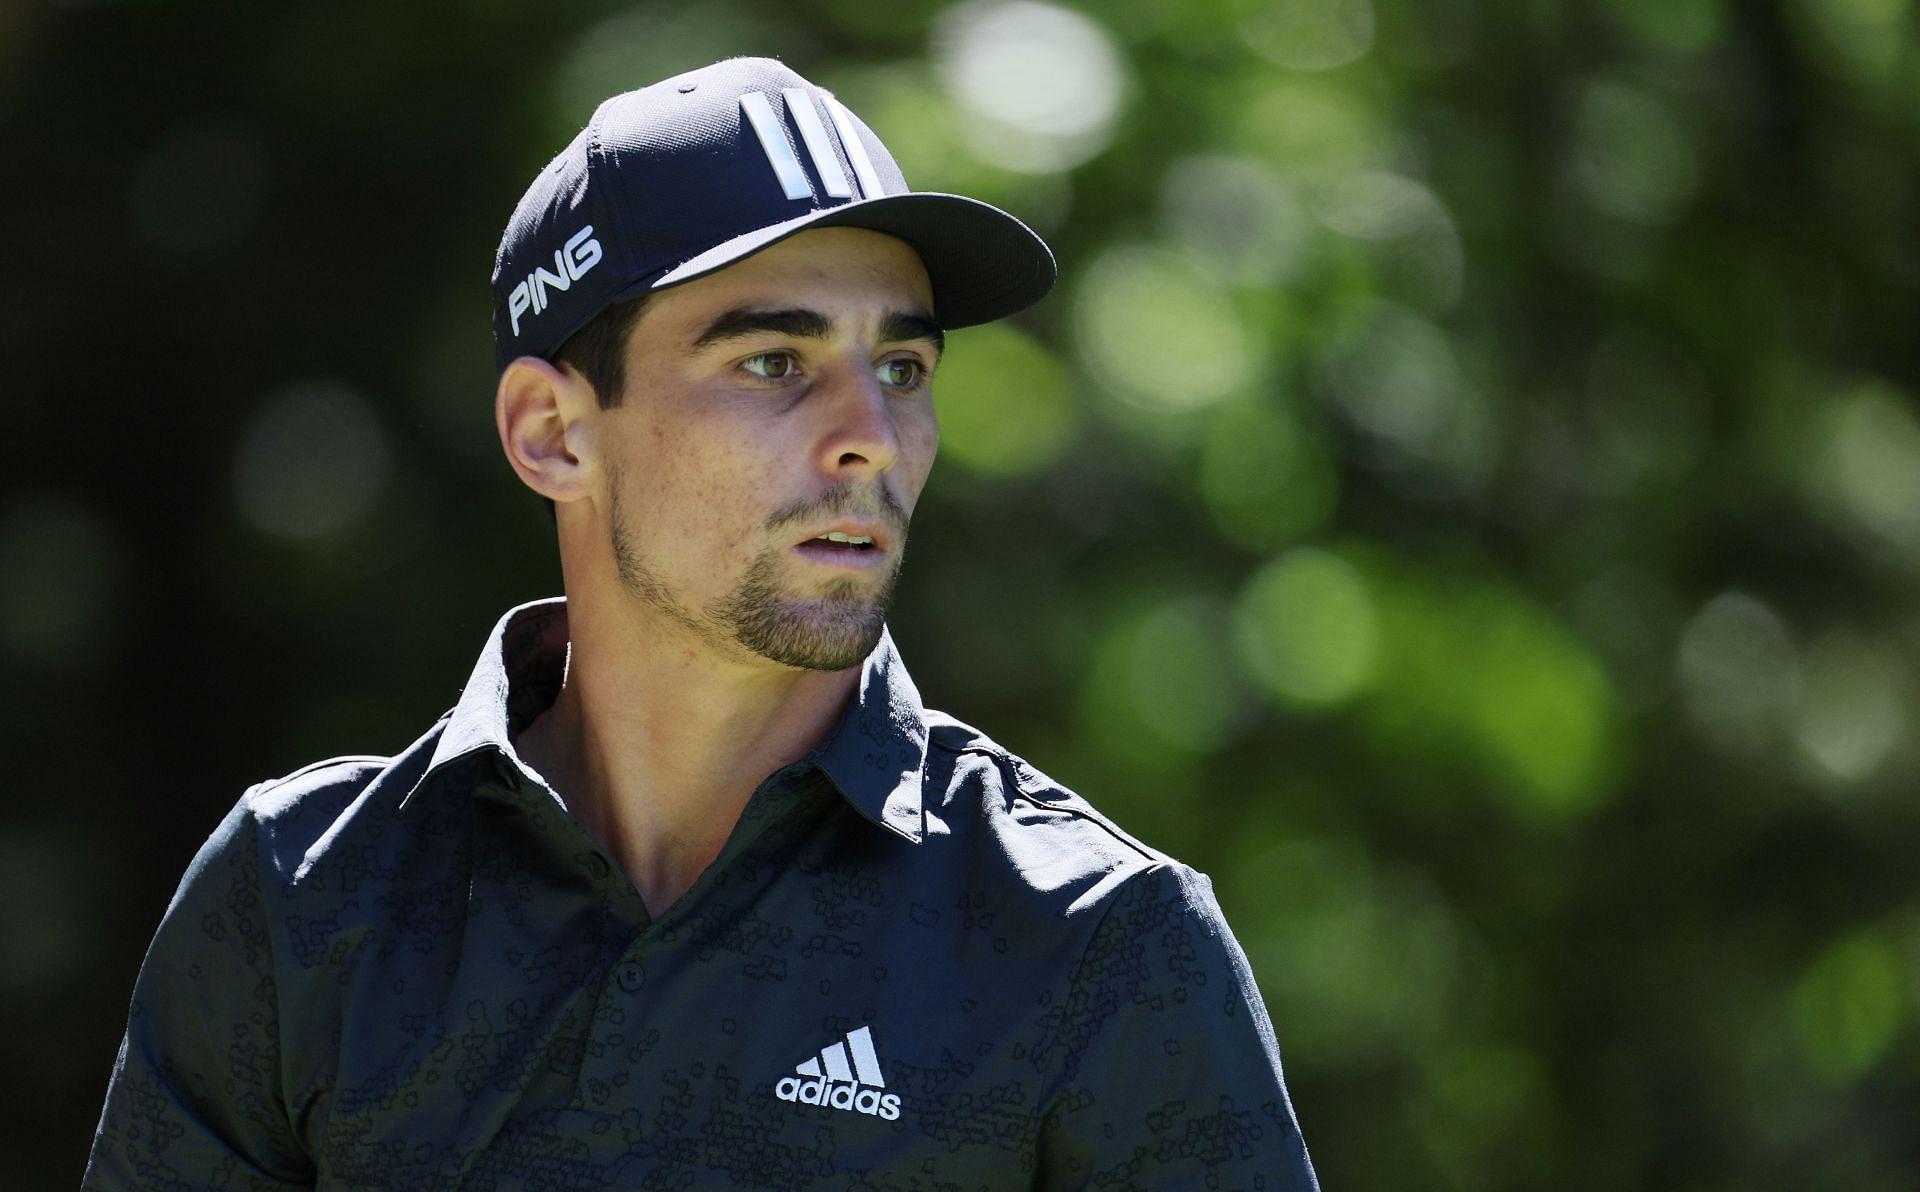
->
[2, 0, 1917, 1187]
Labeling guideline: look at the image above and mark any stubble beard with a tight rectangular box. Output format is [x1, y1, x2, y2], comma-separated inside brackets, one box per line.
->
[608, 472, 906, 672]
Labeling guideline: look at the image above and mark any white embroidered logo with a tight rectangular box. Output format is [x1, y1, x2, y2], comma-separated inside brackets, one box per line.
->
[739, 89, 887, 203]
[773, 1025, 902, 1120]
[506, 224, 604, 337]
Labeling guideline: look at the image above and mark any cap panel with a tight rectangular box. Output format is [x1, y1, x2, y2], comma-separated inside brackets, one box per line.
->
[491, 56, 1055, 371]
[492, 128, 625, 366]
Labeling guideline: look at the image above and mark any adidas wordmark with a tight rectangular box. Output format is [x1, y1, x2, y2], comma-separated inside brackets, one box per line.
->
[774, 1025, 903, 1121]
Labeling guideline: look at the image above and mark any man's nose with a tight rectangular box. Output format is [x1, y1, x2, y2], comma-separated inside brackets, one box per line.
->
[815, 362, 903, 478]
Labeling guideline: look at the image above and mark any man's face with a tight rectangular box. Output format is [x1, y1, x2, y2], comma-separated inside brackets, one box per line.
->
[593, 226, 942, 671]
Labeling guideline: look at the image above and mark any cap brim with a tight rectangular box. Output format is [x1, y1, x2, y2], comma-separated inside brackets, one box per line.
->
[622, 192, 1056, 329]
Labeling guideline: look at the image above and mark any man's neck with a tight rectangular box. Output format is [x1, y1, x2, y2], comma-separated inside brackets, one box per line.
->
[514, 596, 859, 920]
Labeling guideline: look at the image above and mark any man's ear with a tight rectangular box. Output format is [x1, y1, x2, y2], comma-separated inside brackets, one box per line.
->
[495, 356, 599, 504]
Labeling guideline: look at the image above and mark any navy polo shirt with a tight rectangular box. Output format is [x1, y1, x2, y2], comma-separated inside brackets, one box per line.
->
[86, 599, 1318, 1189]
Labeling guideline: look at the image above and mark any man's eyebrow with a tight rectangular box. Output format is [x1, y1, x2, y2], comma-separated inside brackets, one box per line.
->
[688, 306, 946, 358]
[691, 307, 831, 349]
[881, 310, 945, 360]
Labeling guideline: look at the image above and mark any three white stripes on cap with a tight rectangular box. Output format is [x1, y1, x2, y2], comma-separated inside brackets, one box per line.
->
[741, 90, 886, 202]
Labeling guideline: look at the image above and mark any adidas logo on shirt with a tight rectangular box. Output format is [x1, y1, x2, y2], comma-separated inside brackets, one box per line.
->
[773, 1025, 903, 1120]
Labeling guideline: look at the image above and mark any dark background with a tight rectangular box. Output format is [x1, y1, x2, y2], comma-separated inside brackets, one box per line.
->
[5, 0, 1918, 1187]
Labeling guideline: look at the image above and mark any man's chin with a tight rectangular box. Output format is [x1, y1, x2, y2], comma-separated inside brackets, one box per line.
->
[711, 550, 902, 671]
[731, 597, 889, 672]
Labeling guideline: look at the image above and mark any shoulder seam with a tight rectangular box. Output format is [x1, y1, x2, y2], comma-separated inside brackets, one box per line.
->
[1010, 793, 1159, 863]
[264, 754, 391, 787]
[941, 738, 1163, 865]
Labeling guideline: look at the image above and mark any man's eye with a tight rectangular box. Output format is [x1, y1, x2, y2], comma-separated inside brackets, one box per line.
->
[742, 351, 799, 380]
[877, 359, 924, 388]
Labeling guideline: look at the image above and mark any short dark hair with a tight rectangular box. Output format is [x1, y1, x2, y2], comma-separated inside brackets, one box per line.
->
[552, 294, 651, 409]
[535, 295, 651, 520]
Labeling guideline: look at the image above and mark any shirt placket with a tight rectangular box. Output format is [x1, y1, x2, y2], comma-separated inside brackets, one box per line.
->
[565, 763, 827, 1120]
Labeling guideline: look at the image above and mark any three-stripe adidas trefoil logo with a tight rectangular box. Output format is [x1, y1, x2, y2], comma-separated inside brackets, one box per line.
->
[773, 1025, 903, 1120]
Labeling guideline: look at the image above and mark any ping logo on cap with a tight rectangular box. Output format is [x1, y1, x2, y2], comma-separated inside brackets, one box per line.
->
[507, 225, 604, 337]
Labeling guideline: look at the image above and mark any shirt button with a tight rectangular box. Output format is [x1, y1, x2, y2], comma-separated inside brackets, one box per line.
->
[587, 853, 610, 879]
[617, 962, 645, 993]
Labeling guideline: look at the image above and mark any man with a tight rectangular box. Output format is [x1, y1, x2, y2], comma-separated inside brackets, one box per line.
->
[86, 57, 1318, 1189]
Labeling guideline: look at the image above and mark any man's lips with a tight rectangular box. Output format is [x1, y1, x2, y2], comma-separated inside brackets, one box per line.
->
[790, 520, 894, 568]
[792, 520, 892, 552]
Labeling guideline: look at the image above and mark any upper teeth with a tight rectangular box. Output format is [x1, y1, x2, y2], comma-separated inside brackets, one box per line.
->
[820, 532, 873, 545]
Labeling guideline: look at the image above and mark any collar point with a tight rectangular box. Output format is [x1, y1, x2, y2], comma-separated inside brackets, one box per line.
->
[882, 804, 926, 846]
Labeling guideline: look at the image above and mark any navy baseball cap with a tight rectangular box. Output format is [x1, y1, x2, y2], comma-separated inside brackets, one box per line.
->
[491, 57, 1057, 372]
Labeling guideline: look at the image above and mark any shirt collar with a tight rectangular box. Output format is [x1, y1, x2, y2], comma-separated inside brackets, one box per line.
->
[811, 624, 931, 844]
[399, 597, 929, 844]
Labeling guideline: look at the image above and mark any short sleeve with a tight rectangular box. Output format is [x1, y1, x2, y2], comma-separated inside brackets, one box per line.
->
[83, 796, 314, 1190]
[1036, 863, 1319, 1190]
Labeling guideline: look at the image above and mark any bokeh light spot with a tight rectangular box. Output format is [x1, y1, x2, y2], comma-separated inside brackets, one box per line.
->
[1241, 0, 1377, 72]
[233, 379, 394, 542]
[1791, 0, 1914, 89]
[1315, 303, 1453, 443]
[1462, 600, 1617, 815]
[826, 66, 1074, 228]
[1366, 565, 1622, 815]
[549, 4, 789, 139]
[1817, 379, 1920, 553]
[1235, 548, 1380, 707]
[1419, 1044, 1547, 1155]
[1605, 0, 1726, 52]
[1792, 631, 1907, 785]
[1314, 301, 1492, 485]
[1791, 930, 1904, 1084]
[1677, 591, 1798, 757]
[1122, 599, 1246, 753]
[1311, 170, 1464, 308]
[935, 323, 1076, 477]
[1074, 244, 1259, 414]
[1232, 834, 1463, 1062]
[1081, 597, 1246, 762]
[1199, 400, 1338, 552]
[1567, 78, 1700, 226]
[1159, 153, 1311, 288]
[1232, 74, 1394, 181]
[933, 0, 1128, 173]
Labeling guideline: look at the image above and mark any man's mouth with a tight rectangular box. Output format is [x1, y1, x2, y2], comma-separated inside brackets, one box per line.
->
[791, 522, 892, 569]
[808, 531, 878, 552]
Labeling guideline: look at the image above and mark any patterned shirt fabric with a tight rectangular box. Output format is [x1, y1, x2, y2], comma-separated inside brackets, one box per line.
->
[86, 598, 1319, 1190]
